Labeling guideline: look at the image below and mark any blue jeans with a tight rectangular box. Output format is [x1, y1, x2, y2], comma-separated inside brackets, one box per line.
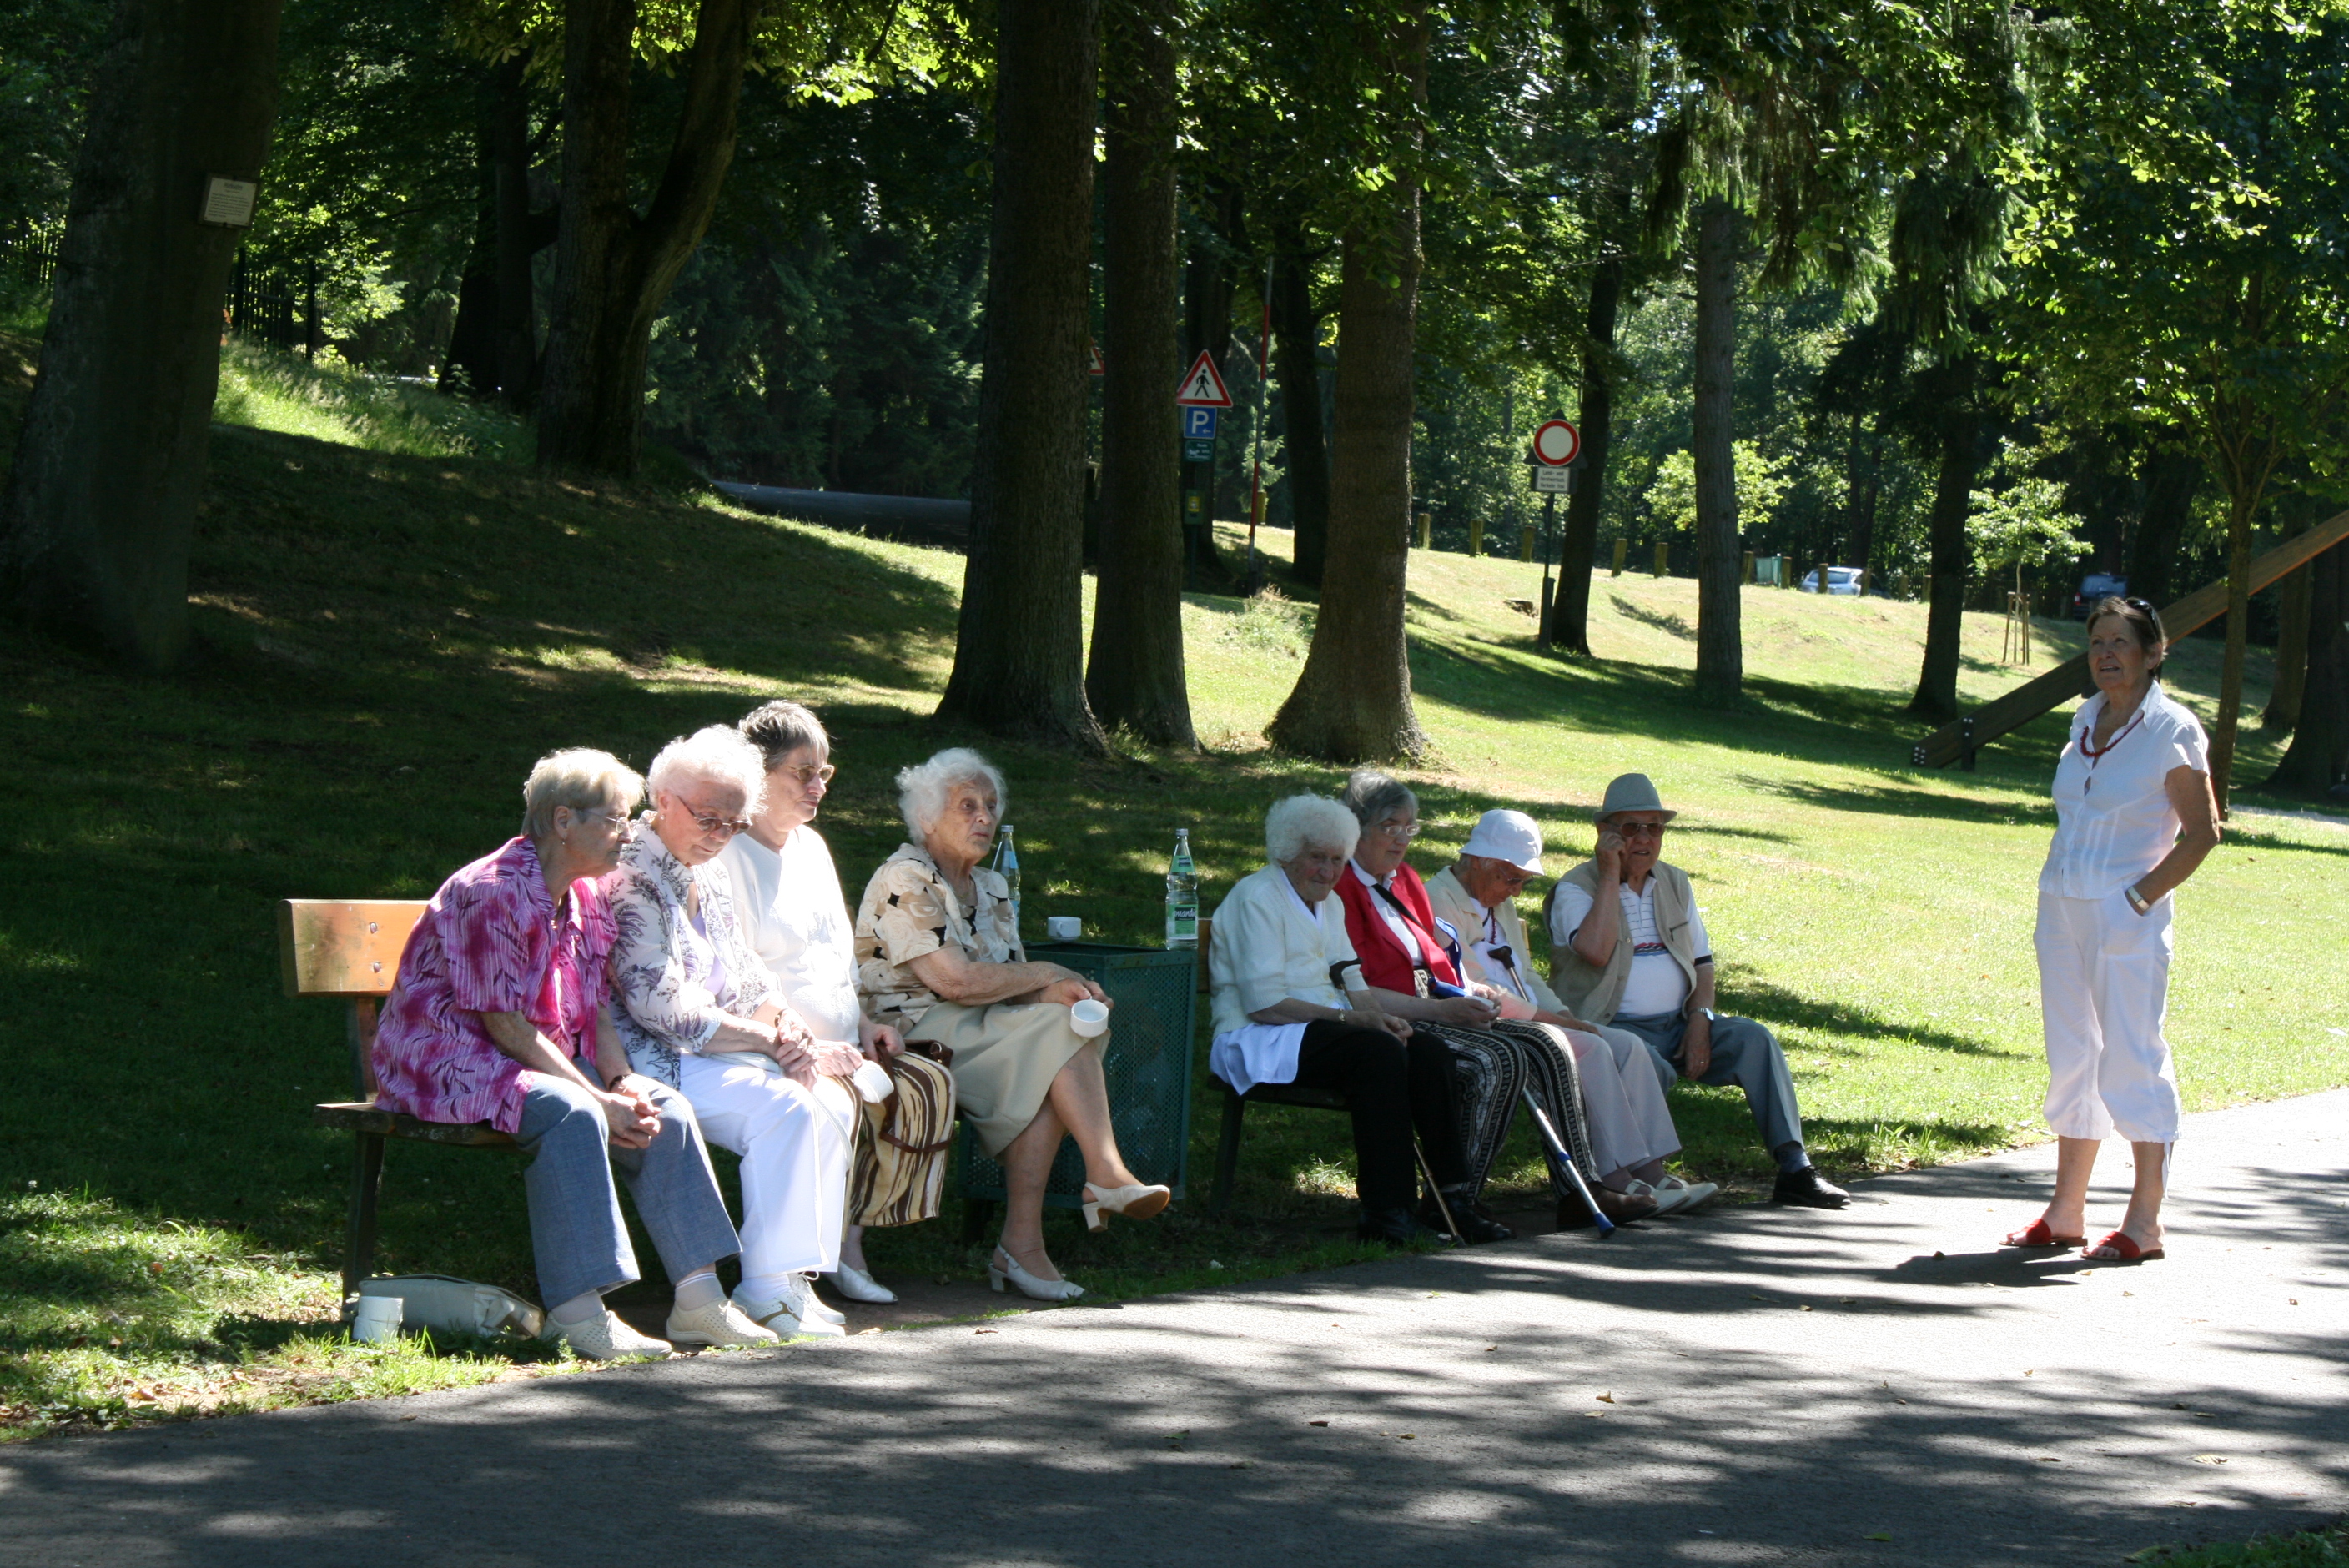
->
[1611, 1011, 1804, 1158]
[515, 1076, 740, 1308]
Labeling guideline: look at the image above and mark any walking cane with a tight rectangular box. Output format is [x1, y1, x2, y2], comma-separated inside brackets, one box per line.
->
[1520, 1086, 1616, 1239]
[1411, 1139, 1462, 1244]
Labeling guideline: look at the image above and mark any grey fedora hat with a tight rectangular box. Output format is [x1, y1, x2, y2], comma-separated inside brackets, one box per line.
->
[1593, 772, 1677, 824]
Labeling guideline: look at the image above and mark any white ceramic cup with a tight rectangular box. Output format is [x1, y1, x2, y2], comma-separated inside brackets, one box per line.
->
[1069, 998, 1109, 1038]
[850, 1058, 896, 1103]
[1045, 915, 1083, 941]
[352, 1294, 405, 1344]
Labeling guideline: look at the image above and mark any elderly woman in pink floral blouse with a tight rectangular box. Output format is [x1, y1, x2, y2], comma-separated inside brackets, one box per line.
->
[372, 748, 771, 1360]
[606, 726, 866, 1341]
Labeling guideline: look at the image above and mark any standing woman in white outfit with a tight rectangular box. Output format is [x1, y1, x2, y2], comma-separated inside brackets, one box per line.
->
[718, 700, 906, 1306]
[2005, 598, 2221, 1264]
[606, 726, 866, 1337]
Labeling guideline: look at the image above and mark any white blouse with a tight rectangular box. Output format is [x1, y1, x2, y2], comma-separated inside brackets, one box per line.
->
[1208, 864, 1366, 1094]
[2040, 681, 2210, 901]
[717, 826, 864, 1044]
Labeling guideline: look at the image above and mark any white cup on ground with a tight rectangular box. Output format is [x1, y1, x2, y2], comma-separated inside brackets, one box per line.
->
[1069, 998, 1109, 1038]
[850, 1058, 896, 1103]
[352, 1294, 404, 1344]
[1045, 916, 1083, 941]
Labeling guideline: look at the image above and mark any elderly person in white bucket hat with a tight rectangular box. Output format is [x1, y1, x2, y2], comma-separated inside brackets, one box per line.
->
[1547, 775, 1849, 1209]
[1429, 809, 1715, 1217]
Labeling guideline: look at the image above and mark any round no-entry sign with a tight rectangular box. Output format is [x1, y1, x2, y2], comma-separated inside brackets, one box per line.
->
[1532, 418, 1581, 466]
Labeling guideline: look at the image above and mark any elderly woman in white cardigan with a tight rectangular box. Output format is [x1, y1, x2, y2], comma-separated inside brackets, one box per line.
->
[1427, 810, 1716, 1217]
[1209, 794, 1472, 1247]
[606, 725, 867, 1341]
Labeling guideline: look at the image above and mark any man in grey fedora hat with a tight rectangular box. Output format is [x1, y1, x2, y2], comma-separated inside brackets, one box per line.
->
[1545, 774, 1849, 1209]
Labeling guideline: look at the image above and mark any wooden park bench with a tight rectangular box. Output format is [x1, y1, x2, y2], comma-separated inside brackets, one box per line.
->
[1195, 915, 1351, 1214]
[279, 898, 516, 1303]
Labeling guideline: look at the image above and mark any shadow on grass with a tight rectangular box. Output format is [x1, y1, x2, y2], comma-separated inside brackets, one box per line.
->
[1723, 972, 2020, 1060]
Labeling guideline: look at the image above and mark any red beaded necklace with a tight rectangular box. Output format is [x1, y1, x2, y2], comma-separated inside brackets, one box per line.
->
[2077, 691, 2149, 792]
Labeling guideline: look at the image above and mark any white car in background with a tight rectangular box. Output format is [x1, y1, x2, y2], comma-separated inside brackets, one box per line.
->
[1800, 565, 1864, 595]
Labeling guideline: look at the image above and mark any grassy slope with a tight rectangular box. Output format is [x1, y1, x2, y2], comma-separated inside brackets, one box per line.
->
[3, 343, 2343, 1441]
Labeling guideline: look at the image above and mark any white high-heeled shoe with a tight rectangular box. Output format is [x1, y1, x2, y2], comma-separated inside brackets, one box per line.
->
[826, 1262, 898, 1304]
[1080, 1180, 1171, 1233]
[988, 1246, 1084, 1301]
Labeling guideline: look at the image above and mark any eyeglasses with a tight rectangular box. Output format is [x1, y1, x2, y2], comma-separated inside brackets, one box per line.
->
[1614, 822, 1666, 838]
[673, 802, 753, 837]
[581, 809, 636, 834]
[1376, 819, 1421, 841]
[778, 763, 836, 786]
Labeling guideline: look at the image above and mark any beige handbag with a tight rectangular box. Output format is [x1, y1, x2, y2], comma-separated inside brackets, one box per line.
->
[850, 1046, 956, 1227]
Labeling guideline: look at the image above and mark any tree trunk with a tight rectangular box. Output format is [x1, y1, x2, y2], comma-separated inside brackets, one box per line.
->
[1084, 0, 1193, 748]
[440, 100, 499, 399]
[489, 56, 540, 409]
[1852, 427, 1884, 572]
[1271, 220, 1330, 586]
[2264, 553, 2311, 731]
[1689, 196, 1742, 703]
[0, 0, 285, 671]
[1547, 250, 1622, 656]
[2206, 484, 2258, 815]
[1908, 394, 1982, 719]
[2128, 446, 2200, 607]
[536, 0, 757, 475]
[934, 0, 1106, 751]
[2268, 541, 2346, 795]
[1266, 12, 1429, 764]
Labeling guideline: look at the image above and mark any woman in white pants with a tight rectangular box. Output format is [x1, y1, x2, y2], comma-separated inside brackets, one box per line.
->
[718, 699, 906, 1306]
[606, 726, 864, 1337]
[1426, 809, 1716, 1218]
[2005, 597, 2220, 1264]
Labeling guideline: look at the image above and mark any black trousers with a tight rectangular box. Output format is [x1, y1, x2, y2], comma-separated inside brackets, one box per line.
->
[1291, 1021, 1468, 1213]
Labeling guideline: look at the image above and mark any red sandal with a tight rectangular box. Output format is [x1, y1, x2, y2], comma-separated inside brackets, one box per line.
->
[2000, 1218, 2085, 1248]
[2083, 1230, 2164, 1263]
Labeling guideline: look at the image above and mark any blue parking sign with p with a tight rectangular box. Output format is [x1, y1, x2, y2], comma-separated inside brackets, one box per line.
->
[1183, 405, 1220, 440]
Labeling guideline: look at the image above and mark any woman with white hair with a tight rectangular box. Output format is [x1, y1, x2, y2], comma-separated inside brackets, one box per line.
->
[1207, 794, 1473, 1247]
[372, 748, 757, 1359]
[853, 747, 1168, 1301]
[606, 725, 867, 1340]
[1428, 809, 1715, 1218]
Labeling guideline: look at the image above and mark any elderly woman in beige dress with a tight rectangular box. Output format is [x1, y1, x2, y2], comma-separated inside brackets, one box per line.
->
[854, 748, 1168, 1301]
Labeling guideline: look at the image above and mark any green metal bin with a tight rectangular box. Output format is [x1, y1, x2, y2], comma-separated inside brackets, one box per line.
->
[953, 942, 1198, 1214]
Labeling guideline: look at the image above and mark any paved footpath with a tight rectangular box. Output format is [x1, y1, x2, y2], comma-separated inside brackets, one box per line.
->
[3, 1092, 2344, 1567]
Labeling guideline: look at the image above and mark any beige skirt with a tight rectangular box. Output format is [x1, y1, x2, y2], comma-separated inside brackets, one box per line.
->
[906, 1000, 1094, 1158]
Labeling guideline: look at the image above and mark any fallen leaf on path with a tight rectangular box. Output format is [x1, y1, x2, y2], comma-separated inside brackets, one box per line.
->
[1865, 1532, 1892, 1542]
[973, 1329, 997, 1335]
[1596, 1392, 1615, 1403]
[2191, 1455, 2229, 1465]
[1307, 1419, 1329, 1427]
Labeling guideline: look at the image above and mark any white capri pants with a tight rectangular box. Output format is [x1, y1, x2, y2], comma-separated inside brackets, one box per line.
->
[1555, 1023, 1681, 1180]
[2034, 887, 2182, 1145]
[677, 1053, 857, 1294]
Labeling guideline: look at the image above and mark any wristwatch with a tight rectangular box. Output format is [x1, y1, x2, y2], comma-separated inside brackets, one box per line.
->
[2123, 884, 2151, 916]
[1693, 1007, 1717, 1026]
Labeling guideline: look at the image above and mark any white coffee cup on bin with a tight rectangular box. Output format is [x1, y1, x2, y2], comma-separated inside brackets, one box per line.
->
[1069, 998, 1109, 1038]
[1045, 915, 1083, 941]
[850, 1058, 896, 1103]
[352, 1294, 404, 1344]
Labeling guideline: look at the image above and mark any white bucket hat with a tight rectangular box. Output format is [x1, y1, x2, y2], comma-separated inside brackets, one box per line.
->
[1460, 809, 1545, 873]
[1593, 773, 1678, 824]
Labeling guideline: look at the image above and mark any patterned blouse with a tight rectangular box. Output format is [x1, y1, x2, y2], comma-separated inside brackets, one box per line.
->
[603, 822, 803, 1088]
[371, 837, 613, 1135]
[853, 843, 1023, 1035]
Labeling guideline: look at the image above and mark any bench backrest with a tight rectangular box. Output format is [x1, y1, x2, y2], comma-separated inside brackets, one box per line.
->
[278, 899, 428, 1098]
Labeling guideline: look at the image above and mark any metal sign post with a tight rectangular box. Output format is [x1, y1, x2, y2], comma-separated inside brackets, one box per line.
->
[1527, 418, 1582, 653]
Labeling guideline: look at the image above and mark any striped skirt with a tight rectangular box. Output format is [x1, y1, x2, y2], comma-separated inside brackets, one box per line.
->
[1413, 1019, 1596, 1199]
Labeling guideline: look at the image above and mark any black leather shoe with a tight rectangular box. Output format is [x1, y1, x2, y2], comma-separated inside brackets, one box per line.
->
[1420, 1185, 1515, 1244]
[1773, 1166, 1851, 1209]
[1357, 1205, 1446, 1247]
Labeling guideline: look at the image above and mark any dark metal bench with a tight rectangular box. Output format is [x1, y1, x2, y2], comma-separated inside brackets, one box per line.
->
[1195, 915, 1356, 1214]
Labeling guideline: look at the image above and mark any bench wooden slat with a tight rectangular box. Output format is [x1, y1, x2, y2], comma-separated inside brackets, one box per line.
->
[279, 899, 429, 998]
[313, 1103, 517, 1149]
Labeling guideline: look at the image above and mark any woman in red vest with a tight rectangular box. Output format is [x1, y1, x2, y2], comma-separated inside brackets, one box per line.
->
[1335, 771, 1657, 1229]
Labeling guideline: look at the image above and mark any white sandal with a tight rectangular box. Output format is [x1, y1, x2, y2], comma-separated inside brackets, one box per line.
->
[988, 1246, 1084, 1302]
[1080, 1181, 1171, 1233]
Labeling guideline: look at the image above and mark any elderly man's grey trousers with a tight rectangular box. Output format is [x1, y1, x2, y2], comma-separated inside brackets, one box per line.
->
[516, 1077, 741, 1308]
[1611, 1011, 1803, 1158]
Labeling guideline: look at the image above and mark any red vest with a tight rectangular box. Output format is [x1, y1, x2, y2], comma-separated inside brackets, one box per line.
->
[1335, 862, 1462, 996]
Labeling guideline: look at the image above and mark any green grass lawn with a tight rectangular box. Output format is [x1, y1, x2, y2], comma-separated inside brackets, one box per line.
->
[3, 340, 2344, 1440]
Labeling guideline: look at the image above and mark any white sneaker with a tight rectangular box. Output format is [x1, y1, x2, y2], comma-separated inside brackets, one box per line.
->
[666, 1296, 783, 1349]
[541, 1308, 672, 1361]
[1637, 1174, 1718, 1215]
[827, 1262, 898, 1304]
[735, 1274, 846, 1339]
